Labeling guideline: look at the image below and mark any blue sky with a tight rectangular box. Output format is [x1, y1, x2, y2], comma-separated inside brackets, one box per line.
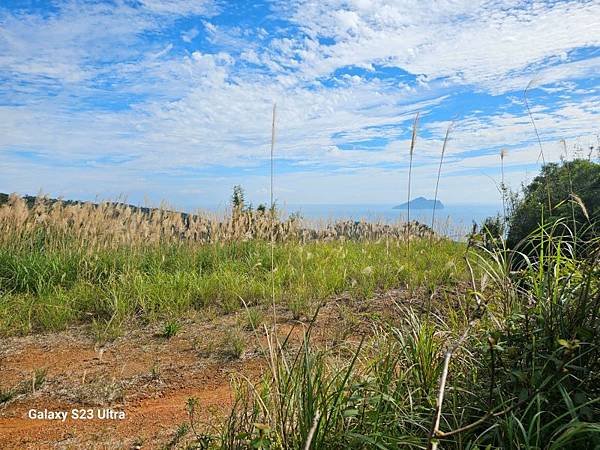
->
[1, 0, 599, 210]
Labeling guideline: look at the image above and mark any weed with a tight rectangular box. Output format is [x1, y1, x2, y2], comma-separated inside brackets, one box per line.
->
[91, 317, 122, 345]
[32, 368, 47, 393]
[288, 294, 312, 321]
[150, 363, 161, 381]
[240, 307, 264, 331]
[162, 320, 181, 339]
[223, 328, 246, 360]
[164, 423, 189, 450]
[0, 387, 14, 404]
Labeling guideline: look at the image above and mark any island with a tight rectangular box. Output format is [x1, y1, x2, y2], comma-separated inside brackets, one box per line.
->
[393, 197, 444, 210]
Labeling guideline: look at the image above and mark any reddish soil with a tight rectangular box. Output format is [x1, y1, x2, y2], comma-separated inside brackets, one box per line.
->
[1, 312, 266, 449]
[0, 290, 411, 449]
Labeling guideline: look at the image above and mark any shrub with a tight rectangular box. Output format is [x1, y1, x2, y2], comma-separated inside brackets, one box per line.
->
[507, 159, 600, 249]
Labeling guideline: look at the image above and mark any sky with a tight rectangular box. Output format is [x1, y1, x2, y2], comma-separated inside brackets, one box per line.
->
[1, 0, 599, 210]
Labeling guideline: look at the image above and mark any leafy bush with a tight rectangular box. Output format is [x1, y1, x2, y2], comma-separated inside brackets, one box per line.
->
[507, 159, 600, 249]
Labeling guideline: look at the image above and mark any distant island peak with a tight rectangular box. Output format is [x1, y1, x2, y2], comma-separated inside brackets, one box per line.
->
[393, 197, 444, 210]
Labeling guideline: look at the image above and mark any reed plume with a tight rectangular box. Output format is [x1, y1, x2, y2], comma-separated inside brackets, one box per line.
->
[431, 122, 453, 236]
[406, 112, 420, 249]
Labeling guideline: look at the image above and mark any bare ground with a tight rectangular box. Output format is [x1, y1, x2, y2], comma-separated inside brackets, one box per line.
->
[0, 288, 422, 449]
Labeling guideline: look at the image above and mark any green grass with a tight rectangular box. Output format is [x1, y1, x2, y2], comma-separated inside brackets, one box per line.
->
[4, 197, 597, 449]
[0, 238, 467, 336]
[204, 223, 600, 449]
[161, 320, 182, 339]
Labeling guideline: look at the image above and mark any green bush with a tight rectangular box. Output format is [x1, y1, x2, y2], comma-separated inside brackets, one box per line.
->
[507, 159, 600, 249]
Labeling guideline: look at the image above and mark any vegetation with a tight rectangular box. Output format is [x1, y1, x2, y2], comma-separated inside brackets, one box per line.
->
[507, 159, 600, 248]
[0, 192, 433, 247]
[161, 320, 182, 339]
[176, 162, 598, 449]
[2, 164, 599, 449]
[192, 221, 599, 449]
[0, 193, 461, 337]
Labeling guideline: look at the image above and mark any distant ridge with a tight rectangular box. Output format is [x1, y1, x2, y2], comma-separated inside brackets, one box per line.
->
[0, 192, 190, 218]
[393, 197, 444, 210]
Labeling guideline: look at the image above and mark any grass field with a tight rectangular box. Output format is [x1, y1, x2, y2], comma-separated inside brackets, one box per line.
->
[210, 220, 599, 450]
[0, 195, 598, 449]
[0, 237, 465, 337]
[0, 194, 460, 337]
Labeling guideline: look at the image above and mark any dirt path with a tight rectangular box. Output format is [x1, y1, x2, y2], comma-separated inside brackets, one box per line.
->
[0, 309, 270, 449]
[0, 291, 408, 449]
[1, 383, 232, 449]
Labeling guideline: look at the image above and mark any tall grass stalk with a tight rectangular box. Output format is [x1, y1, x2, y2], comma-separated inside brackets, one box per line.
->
[431, 123, 452, 236]
[406, 112, 420, 251]
[500, 148, 507, 227]
[524, 81, 552, 213]
[561, 139, 579, 248]
[270, 102, 277, 327]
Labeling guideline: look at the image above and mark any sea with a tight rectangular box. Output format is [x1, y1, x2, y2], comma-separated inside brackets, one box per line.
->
[194, 202, 501, 241]
[277, 203, 502, 240]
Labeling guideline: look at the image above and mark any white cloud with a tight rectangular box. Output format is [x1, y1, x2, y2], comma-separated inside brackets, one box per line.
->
[0, 0, 599, 205]
[139, 0, 216, 16]
[281, 0, 600, 91]
[181, 27, 199, 43]
[0, 0, 216, 88]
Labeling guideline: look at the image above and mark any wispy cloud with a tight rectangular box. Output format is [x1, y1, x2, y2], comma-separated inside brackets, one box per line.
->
[280, 0, 600, 91]
[181, 27, 200, 43]
[0, 0, 598, 206]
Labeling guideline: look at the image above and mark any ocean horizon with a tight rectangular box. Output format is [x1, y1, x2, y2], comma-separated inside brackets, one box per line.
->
[282, 203, 501, 238]
[195, 202, 502, 240]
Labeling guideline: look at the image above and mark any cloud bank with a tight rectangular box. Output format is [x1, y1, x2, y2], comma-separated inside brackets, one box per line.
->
[0, 0, 599, 207]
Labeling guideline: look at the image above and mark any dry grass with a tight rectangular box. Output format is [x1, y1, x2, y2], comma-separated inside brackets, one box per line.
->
[0, 194, 435, 252]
